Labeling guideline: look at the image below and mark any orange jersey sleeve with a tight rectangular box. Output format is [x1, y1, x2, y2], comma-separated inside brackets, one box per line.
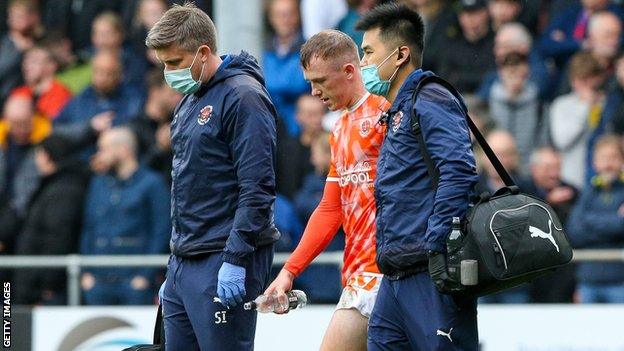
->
[283, 181, 342, 277]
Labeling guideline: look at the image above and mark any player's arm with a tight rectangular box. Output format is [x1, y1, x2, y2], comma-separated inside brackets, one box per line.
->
[265, 180, 343, 297]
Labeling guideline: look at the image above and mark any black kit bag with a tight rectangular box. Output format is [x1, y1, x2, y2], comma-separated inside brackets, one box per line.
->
[410, 75, 574, 297]
[123, 304, 165, 350]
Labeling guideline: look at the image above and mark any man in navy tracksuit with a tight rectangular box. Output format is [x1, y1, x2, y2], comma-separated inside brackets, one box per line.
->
[356, 4, 480, 350]
[146, 4, 279, 350]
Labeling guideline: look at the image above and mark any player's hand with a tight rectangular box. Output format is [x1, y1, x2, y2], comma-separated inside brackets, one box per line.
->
[428, 252, 463, 294]
[264, 269, 295, 314]
[217, 262, 246, 308]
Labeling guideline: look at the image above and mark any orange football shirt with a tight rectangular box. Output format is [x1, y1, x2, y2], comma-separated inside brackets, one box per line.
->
[326, 92, 390, 282]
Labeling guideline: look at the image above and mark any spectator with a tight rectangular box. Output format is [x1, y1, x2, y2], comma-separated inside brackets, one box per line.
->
[42, 30, 92, 95]
[550, 51, 606, 189]
[276, 95, 325, 198]
[488, 52, 546, 171]
[477, 129, 532, 303]
[89, 11, 148, 88]
[604, 53, 624, 134]
[54, 50, 145, 148]
[295, 131, 331, 222]
[80, 127, 170, 305]
[539, 0, 624, 70]
[274, 194, 305, 252]
[476, 129, 532, 199]
[557, 11, 623, 95]
[42, 0, 118, 54]
[567, 135, 624, 303]
[438, 0, 496, 94]
[13, 134, 89, 305]
[0, 95, 51, 247]
[478, 22, 551, 101]
[129, 70, 182, 184]
[488, 0, 523, 31]
[11, 45, 73, 120]
[525, 147, 578, 303]
[0, 0, 41, 107]
[128, 0, 168, 56]
[406, 0, 458, 72]
[336, 0, 378, 51]
[263, 0, 309, 137]
[301, 0, 348, 39]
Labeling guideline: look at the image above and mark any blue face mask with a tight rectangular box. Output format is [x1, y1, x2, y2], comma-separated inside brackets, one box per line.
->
[164, 47, 205, 95]
[361, 48, 400, 97]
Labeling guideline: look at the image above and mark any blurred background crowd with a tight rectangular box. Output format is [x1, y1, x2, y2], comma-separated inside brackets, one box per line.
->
[2, 0, 624, 306]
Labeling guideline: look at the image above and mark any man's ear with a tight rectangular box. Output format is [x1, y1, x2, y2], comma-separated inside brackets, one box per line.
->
[344, 62, 357, 79]
[200, 45, 212, 62]
[396, 46, 411, 67]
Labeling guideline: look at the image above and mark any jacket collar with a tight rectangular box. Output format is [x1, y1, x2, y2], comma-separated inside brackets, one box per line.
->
[387, 69, 434, 114]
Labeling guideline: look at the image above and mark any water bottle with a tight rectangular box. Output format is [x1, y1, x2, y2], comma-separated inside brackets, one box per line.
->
[446, 217, 464, 282]
[446, 217, 464, 255]
[243, 290, 307, 313]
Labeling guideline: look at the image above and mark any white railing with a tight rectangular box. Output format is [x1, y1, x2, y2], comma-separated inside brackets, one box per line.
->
[0, 250, 619, 306]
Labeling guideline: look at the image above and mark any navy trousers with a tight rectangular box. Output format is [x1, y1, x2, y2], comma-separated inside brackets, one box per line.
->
[162, 245, 273, 350]
[368, 271, 479, 351]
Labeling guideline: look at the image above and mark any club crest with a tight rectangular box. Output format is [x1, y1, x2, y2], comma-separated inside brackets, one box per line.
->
[198, 105, 213, 125]
[360, 119, 372, 137]
[392, 111, 403, 133]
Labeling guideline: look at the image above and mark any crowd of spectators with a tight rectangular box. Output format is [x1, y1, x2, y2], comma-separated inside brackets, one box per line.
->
[3, 0, 624, 305]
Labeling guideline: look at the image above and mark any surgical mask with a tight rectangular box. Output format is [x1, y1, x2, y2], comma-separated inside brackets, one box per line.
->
[361, 48, 401, 97]
[164, 47, 205, 94]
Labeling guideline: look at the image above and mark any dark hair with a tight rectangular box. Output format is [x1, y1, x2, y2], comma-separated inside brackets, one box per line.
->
[355, 2, 425, 66]
[300, 29, 360, 70]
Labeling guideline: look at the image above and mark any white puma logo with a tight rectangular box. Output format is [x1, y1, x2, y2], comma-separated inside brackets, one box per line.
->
[529, 219, 559, 252]
[436, 328, 453, 342]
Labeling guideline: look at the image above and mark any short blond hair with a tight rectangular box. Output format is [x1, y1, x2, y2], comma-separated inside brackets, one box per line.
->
[145, 2, 217, 52]
[300, 30, 359, 70]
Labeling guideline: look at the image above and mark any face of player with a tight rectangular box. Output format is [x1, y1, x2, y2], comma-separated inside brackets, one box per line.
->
[303, 56, 357, 111]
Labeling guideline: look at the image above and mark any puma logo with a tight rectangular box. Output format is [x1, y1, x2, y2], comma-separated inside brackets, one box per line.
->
[436, 328, 453, 342]
[529, 220, 559, 252]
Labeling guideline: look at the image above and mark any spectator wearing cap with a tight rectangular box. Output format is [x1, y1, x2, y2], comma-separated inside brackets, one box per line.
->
[263, 0, 309, 137]
[539, 0, 624, 72]
[0, 0, 41, 107]
[80, 127, 170, 305]
[10, 45, 73, 120]
[54, 50, 145, 150]
[488, 52, 547, 172]
[478, 22, 551, 101]
[13, 134, 89, 305]
[0, 94, 51, 254]
[438, 0, 497, 94]
[550, 51, 606, 189]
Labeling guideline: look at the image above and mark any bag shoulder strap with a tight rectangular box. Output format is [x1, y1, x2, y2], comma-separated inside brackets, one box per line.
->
[410, 75, 516, 188]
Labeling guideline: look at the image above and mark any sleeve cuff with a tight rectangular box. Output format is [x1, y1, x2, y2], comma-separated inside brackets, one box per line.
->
[222, 252, 250, 268]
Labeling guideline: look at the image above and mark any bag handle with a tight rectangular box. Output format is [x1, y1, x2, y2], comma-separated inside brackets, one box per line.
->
[410, 75, 516, 188]
[153, 304, 163, 345]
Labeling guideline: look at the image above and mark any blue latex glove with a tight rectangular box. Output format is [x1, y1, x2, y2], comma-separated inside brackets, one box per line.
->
[217, 262, 246, 308]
